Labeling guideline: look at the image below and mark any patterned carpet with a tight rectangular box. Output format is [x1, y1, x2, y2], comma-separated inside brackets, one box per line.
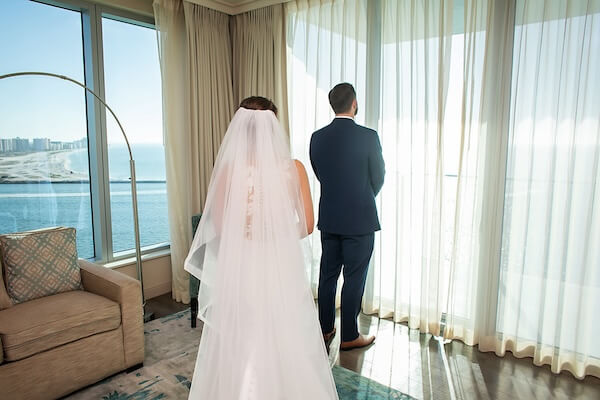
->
[66, 309, 413, 399]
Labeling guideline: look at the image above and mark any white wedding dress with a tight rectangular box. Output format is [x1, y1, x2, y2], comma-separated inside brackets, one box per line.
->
[184, 108, 339, 400]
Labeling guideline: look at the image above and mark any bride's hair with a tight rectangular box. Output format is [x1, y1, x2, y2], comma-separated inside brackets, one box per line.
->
[239, 96, 278, 116]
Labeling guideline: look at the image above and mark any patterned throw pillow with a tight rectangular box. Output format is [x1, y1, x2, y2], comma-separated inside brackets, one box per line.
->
[0, 227, 83, 304]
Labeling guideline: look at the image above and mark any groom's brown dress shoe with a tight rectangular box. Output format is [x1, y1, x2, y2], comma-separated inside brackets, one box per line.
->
[340, 334, 375, 351]
[323, 328, 336, 346]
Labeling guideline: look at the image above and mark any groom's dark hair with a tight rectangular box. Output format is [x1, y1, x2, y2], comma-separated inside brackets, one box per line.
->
[239, 96, 278, 116]
[328, 83, 356, 114]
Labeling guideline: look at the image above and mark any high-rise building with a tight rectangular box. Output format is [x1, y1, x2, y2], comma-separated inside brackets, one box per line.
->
[0, 137, 89, 153]
[14, 138, 30, 153]
[0, 138, 14, 153]
[74, 138, 87, 149]
[33, 138, 50, 151]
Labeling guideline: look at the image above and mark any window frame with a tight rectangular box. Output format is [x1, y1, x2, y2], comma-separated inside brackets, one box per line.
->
[31, 0, 169, 263]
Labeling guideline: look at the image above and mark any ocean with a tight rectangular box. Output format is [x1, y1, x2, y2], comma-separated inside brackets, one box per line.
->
[0, 144, 169, 259]
[67, 143, 167, 181]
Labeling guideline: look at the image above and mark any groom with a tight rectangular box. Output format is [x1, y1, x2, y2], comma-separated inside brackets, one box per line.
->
[310, 83, 385, 351]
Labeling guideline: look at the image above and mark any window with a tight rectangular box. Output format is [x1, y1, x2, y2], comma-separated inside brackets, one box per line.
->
[102, 16, 169, 253]
[0, 0, 94, 258]
[0, 0, 168, 262]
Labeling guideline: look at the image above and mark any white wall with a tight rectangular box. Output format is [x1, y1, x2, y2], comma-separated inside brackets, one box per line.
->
[92, 0, 154, 17]
[107, 253, 174, 300]
[88, 0, 170, 300]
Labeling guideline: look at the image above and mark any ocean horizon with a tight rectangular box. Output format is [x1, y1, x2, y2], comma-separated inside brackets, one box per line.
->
[69, 143, 167, 182]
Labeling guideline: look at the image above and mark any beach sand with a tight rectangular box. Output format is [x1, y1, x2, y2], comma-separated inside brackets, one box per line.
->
[0, 150, 88, 182]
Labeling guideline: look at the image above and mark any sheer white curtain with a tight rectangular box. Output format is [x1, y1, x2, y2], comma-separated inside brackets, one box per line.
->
[286, 0, 600, 379]
[372, 0, 518, 349]
[371, 0, 477, 336]
[286, 0, 492, 339]
[485, 0, 600, 379]
[286, 0, 369, 293]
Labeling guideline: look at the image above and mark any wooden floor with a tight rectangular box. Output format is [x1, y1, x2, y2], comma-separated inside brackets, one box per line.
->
[147, 293, 600, 400]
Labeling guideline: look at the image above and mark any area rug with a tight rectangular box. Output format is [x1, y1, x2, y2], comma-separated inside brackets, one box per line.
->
[66, 309, 413, 400]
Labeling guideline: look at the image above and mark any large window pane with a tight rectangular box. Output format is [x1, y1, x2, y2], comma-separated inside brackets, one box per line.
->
[101, 16, 168, 253]
[0, 0, 94, 258]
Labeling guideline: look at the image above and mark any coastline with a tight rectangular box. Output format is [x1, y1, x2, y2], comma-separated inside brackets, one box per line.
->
[0, 150, 88, 183]
[1, 145, 167, 184]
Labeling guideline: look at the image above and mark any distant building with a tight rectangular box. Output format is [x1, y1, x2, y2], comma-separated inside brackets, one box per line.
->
[0, 137, 86, 153]
[74, 138, 87, 149]
[14, 138, 30, 153]
[33, 138, 50, 151]
[0, 138, 14, 153]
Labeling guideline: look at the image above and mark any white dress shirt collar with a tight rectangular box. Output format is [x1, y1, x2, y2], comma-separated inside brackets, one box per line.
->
[334, 115, 354, 120]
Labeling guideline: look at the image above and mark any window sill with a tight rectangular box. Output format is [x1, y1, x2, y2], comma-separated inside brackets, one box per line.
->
[100, 247, 171, 269]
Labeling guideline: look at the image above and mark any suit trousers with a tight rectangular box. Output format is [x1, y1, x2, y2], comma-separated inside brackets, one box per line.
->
[318, 231, 374, 342]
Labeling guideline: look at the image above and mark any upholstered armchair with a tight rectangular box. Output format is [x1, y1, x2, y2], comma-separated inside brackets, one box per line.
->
[0, 228, 144, 400]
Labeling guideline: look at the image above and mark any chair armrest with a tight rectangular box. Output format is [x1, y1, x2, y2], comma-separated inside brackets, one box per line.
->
[0, 336, 3, 364]
[78, 259, 144, 367]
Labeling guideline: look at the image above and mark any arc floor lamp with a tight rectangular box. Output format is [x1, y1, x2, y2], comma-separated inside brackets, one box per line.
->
[0, 71, 153, 322]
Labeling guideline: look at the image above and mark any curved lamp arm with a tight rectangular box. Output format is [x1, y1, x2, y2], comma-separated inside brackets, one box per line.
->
[0, 71, 133, 159]
[0, 71, 148, 313]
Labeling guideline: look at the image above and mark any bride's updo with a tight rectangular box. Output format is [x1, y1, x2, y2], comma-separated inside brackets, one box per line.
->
[239, 96, 278, 116]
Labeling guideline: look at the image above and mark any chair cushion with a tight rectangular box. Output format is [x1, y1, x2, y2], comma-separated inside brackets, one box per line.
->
[0, 227, 83, 304]
[0, 290, 121, 362]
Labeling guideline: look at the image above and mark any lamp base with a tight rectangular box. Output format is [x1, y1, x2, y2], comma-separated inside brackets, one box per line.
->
[434, 336, 452, 345]
[143, 305, 155, 323]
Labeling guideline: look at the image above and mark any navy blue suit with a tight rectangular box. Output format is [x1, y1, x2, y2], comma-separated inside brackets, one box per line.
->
[310, 117, 385, 342]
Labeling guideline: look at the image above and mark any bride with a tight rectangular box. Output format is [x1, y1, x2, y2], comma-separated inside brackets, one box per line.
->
[185, 97, 339, 399]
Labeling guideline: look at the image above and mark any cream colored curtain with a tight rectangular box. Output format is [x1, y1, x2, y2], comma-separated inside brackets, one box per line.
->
[372, 0, 514, 347]
[154, 0, 191, 303]
[182, 2, 235, 212]
[373, 0, 459, 336]
[231, 5, 289, 133]
[478, 0, 600, 379]
[286, 0, 600, 379]
[286, 0, 369, 295]
[154, 0, 234, 303]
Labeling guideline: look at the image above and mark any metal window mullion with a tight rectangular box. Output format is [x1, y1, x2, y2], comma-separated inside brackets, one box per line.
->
[363, 0, 383, 313]
[82, 4, 113, 262]
[365, 0, 382, 130]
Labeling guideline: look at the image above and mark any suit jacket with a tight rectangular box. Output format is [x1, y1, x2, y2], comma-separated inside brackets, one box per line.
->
[309, 118, 385, 235]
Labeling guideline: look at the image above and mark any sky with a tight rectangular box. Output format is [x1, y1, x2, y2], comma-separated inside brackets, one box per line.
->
[0, 0, 163, 144]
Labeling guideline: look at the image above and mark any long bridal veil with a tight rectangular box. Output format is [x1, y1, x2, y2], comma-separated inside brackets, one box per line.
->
[185, 108, 338, 399]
